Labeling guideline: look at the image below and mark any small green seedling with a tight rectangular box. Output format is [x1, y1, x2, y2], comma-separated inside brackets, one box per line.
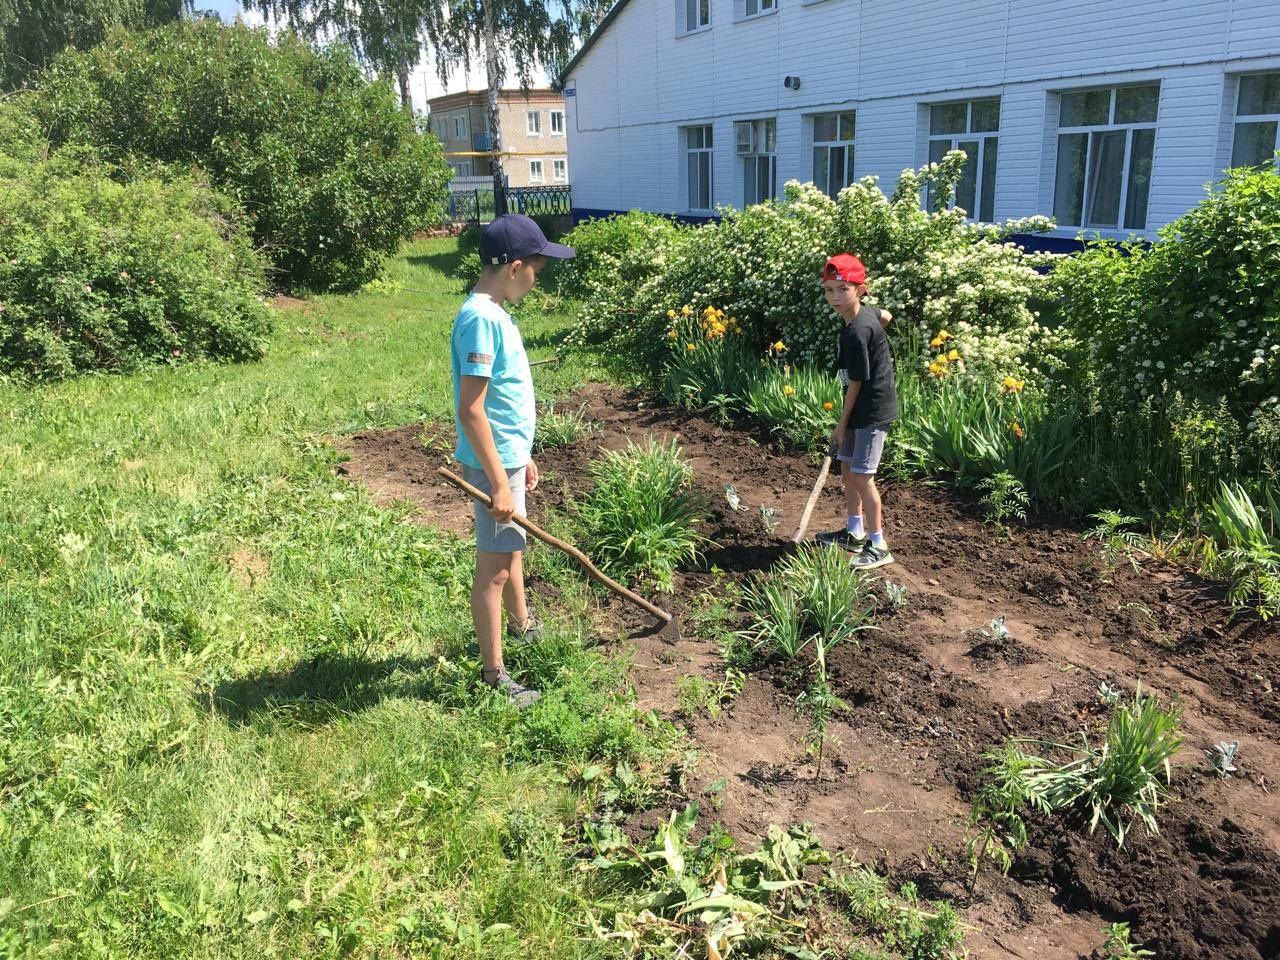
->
[1102, 921, 1154, 959]
[1205, 740, 1240, 778]
[883, 580, 908, 612]
[1097, 681, 1124, 708]
[724, 483, 745, 512]
[980, 615, 1010, 643]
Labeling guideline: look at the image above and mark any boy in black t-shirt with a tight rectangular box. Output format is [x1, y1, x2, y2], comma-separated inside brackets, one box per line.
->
[815, 254, 898, 569]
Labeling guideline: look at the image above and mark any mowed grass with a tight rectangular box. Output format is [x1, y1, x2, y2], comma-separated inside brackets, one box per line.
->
[0, 238, 665, 958]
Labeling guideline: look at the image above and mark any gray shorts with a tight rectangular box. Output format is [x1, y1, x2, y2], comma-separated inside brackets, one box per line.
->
[462, 464, 527, 553]
[837, 424, 890, 475]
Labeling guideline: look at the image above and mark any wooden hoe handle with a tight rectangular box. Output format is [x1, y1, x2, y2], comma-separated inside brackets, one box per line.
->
[436, 466, 673, 624]
[791, 453, 833, 544]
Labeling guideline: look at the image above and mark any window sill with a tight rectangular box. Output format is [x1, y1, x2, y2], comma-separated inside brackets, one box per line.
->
[734, 8, 778, 23]
[551, 132, 565, 137]
[676, 24, 713, 38]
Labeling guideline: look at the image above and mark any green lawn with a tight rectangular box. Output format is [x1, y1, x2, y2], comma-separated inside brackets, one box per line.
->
[0, 238, 665, 958]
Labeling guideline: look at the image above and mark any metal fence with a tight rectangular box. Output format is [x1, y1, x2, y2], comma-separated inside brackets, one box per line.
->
[446, 185, 572, 224]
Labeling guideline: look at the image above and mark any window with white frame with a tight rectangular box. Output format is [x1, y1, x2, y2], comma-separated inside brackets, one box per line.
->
[527, 110, 541, 136]
[1231, 73, 1280, 169]
[453, 115, 467, 139]
[550, 110, 565, 135]
[681, 0, 710, 33]
[811, 112, 855, 198]
[1053, 84, 1159, 231]
[451, 160, 471, 177]
[737, 118, 776, 205]
[740, 0, 776, 19]
[553, 158, 567, 182]
[529, 159, 544, 183]
[927, 97, 999, 221]
[684, 125, 714, 210]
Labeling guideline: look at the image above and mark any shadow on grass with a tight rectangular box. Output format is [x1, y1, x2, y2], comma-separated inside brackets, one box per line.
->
[207, 653, 459, 727]
[407, 248, 467, 280]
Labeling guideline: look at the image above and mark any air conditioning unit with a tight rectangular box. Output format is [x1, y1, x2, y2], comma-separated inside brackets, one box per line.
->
[735, 121, 755, 155]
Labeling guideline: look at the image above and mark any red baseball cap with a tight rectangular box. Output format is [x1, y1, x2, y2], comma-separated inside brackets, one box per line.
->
[822, 253, 866, 285]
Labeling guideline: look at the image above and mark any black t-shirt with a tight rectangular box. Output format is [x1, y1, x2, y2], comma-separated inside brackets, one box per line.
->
[836, 305, 898, 427]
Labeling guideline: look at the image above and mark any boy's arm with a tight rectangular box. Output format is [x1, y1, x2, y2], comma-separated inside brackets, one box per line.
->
[833, 379, 861, 451]
[458, 375, 516, 521]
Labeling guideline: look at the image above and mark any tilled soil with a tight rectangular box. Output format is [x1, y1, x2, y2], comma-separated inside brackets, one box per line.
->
[339, 383, 1280, 960]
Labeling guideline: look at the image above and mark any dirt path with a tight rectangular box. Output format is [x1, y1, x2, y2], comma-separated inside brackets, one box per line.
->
[339, 383, 1280, 960]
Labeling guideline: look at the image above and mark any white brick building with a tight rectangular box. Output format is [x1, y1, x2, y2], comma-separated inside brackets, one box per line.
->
[559, 0, 1280, 245]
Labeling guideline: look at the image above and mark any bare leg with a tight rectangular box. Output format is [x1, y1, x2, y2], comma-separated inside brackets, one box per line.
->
[842, 464, 864, 522]
[503, 549, 530, 630]
[473, 550, 513, 676]
[851, 473, 882, 535]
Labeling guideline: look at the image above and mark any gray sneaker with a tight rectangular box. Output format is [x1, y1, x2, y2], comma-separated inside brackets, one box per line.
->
[815, 529, 867, 551]
[484, 669, 541, 710]
[853, 542, 895, 570]
[505, 614, 543, 645]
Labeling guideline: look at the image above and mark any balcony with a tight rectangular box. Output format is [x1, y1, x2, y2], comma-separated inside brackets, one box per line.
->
[471, 131, 492, 152]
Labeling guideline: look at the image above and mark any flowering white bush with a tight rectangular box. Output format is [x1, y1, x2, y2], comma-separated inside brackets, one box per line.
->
[566, 153, 1060, 388]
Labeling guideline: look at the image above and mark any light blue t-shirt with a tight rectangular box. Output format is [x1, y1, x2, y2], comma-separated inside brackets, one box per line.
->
[451, 292, 535, 470]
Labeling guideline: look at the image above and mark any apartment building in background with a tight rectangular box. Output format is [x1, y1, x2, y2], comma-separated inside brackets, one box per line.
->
[428, 88, 570, 188]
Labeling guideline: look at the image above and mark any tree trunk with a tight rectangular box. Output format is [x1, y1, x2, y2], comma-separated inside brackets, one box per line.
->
[482, 0, 506, 217]
[397, 60, 412, 115]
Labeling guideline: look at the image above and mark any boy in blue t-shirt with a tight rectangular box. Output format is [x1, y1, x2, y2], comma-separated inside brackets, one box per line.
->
[451, 215, 574, 708]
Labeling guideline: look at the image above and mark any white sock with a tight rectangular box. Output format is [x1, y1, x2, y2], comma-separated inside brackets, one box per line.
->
[847, 514, 865, 537]
[868, 530, 886, 549]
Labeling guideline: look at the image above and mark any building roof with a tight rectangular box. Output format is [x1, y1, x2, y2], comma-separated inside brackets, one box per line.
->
[558, 0, 631, 87]
[428, 87, 566, 111]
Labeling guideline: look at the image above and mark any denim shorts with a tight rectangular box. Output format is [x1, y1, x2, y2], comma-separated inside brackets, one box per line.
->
[463, 464, 527, 553]
[837, 424, 890, 475]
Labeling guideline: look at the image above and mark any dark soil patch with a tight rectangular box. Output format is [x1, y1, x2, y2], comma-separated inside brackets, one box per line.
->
[340, 382, 1280, 960]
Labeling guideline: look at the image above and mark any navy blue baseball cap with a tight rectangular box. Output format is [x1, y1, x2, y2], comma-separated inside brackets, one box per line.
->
[479, 214, 575, 265]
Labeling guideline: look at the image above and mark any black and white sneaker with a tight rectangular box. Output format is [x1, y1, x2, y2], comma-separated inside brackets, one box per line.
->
[815, 529, 867, 551]
[483, 669, 541, 710]
[853, 542, 895, 570]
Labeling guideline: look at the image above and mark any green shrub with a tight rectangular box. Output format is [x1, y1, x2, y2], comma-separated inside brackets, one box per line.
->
[554, 210, 685, 303]
[1055, 164, 1280, 427]
[576, 438, 708, 591]
[0, 148, 270, 380]
[566, 155, 1060, 384]
[32, 19, 452, 291]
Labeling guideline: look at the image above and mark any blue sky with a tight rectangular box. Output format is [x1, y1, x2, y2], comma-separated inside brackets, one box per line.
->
[201, 0, 255, 22]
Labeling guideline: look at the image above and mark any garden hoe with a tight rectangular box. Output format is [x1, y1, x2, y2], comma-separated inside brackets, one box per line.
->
[790, 444, 837, 544]
[437, 466, 680, 638]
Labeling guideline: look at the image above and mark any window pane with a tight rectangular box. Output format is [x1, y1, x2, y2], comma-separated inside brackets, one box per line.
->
[1238, 73, 1280, 116]
[972, 98, 1001, 132]
[1060, 89, 1110, 127]
[1054, 133, 1088, 225]
[1115, 85, 1160, 124]
[813, 113, 837, 143]
[829, 145, 845, 196]
[955, 140, 979, 217]
[1084, 129, 1126, 228]
[930, 101, 968, 136]
[689, 153, 699, 208]
[813, 146, 830, 194]
[701, 153, 712, 207]
[844, 145, 855, 188]
[762, 118, 776, 152]
[699, 0, 709, 25]
[1124, 128, 1154, 230]
[980, 136, 998, 222]
[687, 0, 696, 30]
[839, 112, 856, 141]
[703, 125, 712, 147]
[1232, 120, 1279, 168]
[746, 0, 758, 15]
